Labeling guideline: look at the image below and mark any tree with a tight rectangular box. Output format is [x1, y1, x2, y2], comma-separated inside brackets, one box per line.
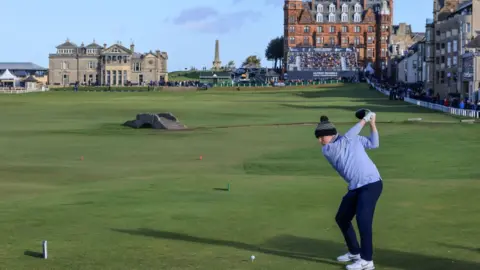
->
[265, 36, 284, 69]
[227, 60, 236, 70]
[242, 55, 261, 68]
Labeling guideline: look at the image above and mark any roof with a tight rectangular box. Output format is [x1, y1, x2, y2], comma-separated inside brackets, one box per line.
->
[0, 62, 47, 71]
[56, 40, 78, 48]
[23, 75, 39, 82]
[466, 33, 480, 48]
[412, 32, 426, 42]
[86, 41, 102, 49]
[0, 69, 19, 80]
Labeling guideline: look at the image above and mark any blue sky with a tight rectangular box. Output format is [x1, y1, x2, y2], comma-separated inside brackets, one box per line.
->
[0, 0, 432, 71]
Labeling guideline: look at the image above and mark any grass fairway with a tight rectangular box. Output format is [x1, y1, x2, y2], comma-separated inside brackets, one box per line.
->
[0, 84, 479, 270]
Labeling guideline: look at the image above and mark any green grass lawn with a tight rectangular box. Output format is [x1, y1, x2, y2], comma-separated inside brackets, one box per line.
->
[0, 84, 479, 270]
[168, 71, 200, 81]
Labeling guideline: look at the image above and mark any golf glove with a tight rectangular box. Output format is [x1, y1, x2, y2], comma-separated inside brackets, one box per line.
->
[363, 112, 376, 122]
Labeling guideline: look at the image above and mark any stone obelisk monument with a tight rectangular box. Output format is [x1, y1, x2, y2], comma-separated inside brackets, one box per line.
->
[212, 40, 222, 71]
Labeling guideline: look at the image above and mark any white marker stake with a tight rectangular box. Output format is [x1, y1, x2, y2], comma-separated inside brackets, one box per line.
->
[42, 241, 48, 259]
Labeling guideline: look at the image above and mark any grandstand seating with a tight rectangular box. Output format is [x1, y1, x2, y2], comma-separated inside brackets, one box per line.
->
[287, 50, 358, 71]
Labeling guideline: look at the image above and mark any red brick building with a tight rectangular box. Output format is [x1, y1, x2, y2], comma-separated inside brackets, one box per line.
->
[284, 0, 393, 76]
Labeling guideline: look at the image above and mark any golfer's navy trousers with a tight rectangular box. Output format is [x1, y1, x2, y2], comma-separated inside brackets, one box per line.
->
[335, 180, 383, 261]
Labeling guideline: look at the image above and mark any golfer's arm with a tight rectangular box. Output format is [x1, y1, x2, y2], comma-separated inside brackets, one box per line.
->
[344, 120, 366, 138]
[365, 124, 379, 148]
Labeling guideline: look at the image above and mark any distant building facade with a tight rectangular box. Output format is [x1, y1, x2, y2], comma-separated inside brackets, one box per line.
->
[432, 0, 479, 98]
[462, 32, 480, 102]
[283, 0, 393, 75]
[395, 41, 426, 84]
[424, 18, 435, 90]
[390, 23, 424, 57]
[48, 40, 168, 86]
[387, 23, 425, 81]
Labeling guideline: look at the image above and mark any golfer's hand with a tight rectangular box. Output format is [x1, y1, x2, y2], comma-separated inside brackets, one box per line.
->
[370, 113, 376, 125]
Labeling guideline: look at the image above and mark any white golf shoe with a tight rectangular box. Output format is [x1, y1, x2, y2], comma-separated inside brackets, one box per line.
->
[346, 259, 375, 270]
[337, 252, 361, 262]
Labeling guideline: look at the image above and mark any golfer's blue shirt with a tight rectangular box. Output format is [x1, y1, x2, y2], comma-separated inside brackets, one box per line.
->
[322, 122, 381, 190]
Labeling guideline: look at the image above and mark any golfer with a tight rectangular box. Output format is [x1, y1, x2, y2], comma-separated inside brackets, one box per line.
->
[315, 112, 382, 270]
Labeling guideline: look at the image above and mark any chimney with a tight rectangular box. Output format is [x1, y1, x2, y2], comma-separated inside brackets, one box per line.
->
[103, 43, 107, 49]
[156, 50, 161, 57]
[399, 23, 406, 35]
[130, 43, 135, 52]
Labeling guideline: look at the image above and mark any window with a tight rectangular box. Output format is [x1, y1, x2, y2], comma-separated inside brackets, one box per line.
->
[317, 4, 323, 13]
[341, 13, 348, 22]
[134, 62, 142, 71]
[354, 36, 361, 45]
[123, 71, 127, 85]
[354, 3, 362, 13]
[289, 37, 295, 44]
[329, 26, 335, 33]
[316, 13, 323, 22]
[342, 37, 348, 44]
[329, 37, 336, 45]
[316, 37, 324, 44]
[289, 26, 295, 33]
[289, 16, 295, 23]
[303, 36, 309, 45]
[447, 42, 451, 53]
[317, 26, 323, 33]
[368, 26, 374, 32]
[342, 26, 348, 32]
[329, 4, 335, 13]
[367, 48, 374, 58]
[453, 40, 458, 52]
[113, 70, 117, 85]
[112, 48, 119, 53]
[465, 23, 471, 33]
[342, 4, 348, 13]
[447, 57, 451, 67]
[88, 61, 95, 69]
[118, 70, 122, 85]
[304, 26, 310, 33]
[354, 26, 361, 33]
[367, 36, 374, 44]
[329, 13, 336, 22]
[381, 49, 386, 57]
[453, 56, 457, 65]
[354, 13, 361, 23]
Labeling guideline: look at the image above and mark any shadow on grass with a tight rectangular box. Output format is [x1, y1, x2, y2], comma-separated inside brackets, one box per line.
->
[24, 250, 43, 258]
[436, 242, 480, 253]
[111, 228, 480, 270]
[213, 188, 229, 192]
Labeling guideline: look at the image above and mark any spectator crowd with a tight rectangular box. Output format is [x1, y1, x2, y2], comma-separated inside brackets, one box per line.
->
[288, 51, 358, 71]
[368, 76, 480, 111]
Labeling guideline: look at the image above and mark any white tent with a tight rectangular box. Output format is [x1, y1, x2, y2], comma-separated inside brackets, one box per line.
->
[0, 69, 20, 87]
